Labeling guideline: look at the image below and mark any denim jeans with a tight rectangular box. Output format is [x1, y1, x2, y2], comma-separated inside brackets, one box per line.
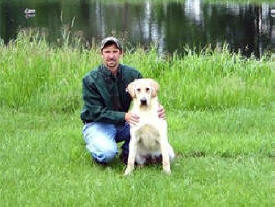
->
[82, 122, 130, 163]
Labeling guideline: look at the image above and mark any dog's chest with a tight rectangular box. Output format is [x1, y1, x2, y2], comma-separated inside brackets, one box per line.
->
[135, 124, 160, 150]
[130, 104, 166, 150]
[134, 112, 164, 150]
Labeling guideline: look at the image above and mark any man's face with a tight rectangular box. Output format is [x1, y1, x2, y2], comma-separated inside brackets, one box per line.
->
[101, 43, 122, 70]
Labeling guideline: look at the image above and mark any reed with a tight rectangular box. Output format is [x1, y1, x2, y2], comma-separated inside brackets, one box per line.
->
[0, 31, 272, 112]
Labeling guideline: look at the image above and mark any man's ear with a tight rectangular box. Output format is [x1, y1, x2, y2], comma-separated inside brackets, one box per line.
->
[126, 81, 136, 98]
[150, 79, 160, 97]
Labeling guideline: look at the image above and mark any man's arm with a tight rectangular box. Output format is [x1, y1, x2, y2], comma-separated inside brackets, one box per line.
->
[80, 78, 125, 124]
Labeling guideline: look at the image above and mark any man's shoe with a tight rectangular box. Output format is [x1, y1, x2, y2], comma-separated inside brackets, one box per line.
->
[93, 158, 107, 166]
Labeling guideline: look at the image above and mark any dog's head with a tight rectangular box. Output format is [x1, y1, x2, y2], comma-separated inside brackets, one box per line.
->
[127, 78, 159, 107]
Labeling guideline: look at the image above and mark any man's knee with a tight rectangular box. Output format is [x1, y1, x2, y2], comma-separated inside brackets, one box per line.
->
[96, 145, 117, 163]
[86, 137, 118, 163]
[83, 122, 118, 163]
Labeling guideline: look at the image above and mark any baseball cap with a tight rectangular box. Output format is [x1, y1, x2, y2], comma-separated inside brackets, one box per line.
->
[100, 37, 122, 51]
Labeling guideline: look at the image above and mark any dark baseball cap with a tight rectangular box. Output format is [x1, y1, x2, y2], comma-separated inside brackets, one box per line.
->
[100, 37, 122, 51]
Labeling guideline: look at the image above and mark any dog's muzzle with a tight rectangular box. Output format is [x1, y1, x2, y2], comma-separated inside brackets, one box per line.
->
[140, 97, 147, 106]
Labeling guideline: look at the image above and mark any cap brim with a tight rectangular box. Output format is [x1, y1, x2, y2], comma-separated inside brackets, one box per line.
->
[101, 37, 122, 50]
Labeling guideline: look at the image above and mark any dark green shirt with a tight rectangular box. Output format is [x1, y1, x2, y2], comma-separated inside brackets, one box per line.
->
[80, 64, 142, 124]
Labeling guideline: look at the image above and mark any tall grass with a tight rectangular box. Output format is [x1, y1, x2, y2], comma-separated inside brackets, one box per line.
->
[0, 30, 272, 112]
[126, 46, 273, 110]
[0, 30, 99, 112]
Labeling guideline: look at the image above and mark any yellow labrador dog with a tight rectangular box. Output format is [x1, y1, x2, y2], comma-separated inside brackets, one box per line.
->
[124, 78, 175, 175]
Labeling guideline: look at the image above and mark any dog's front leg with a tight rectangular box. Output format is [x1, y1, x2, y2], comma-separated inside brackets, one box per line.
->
[160, 137, 171, 175]
[124, 134, 138, 176]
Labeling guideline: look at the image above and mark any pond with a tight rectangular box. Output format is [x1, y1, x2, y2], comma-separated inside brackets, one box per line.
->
[0, 0, 274, 57]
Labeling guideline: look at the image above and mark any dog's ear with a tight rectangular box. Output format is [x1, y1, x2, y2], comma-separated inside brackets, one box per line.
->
[150, 79, 160, 97]
[126, 81, 136, 98]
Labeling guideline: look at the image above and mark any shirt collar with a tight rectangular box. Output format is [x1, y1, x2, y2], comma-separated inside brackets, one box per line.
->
[100, 64, 121, 78]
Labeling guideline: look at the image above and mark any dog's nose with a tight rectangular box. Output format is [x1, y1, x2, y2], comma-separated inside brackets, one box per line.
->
[140, 97, 147, 105]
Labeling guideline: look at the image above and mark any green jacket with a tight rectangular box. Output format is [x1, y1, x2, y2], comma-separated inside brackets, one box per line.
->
[80, 64, 142, 124]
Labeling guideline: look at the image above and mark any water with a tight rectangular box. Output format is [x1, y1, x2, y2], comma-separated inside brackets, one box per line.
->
[0, 0, 274, 57]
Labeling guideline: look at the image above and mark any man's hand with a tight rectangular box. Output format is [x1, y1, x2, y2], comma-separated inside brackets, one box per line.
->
[157, 105, 166, 119]
[125, 112, 140, 125]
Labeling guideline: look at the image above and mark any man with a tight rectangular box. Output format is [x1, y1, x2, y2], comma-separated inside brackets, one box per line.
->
[81, 37, 164, 165]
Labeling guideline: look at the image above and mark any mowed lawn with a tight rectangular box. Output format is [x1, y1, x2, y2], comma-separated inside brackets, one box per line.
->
[0, 106, 272, 206]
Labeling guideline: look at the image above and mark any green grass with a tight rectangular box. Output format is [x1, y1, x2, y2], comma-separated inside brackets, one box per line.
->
[0, 31, 273, 206]
[0, 31, 273, 112]
[0, 107, 272, 206]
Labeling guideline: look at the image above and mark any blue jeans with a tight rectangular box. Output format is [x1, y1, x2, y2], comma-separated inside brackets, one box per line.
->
[82, 122, 130, 163]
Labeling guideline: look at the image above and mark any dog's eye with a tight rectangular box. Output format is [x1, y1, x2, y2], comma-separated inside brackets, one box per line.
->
[136, 88, 141, 92]
[146, 88, 150, 92]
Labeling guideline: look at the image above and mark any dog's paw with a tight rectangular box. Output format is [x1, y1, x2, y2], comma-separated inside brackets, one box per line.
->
[124, 171, 132, 176]
[163, 167, 171, 175]
[124, 167, 134, 176]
